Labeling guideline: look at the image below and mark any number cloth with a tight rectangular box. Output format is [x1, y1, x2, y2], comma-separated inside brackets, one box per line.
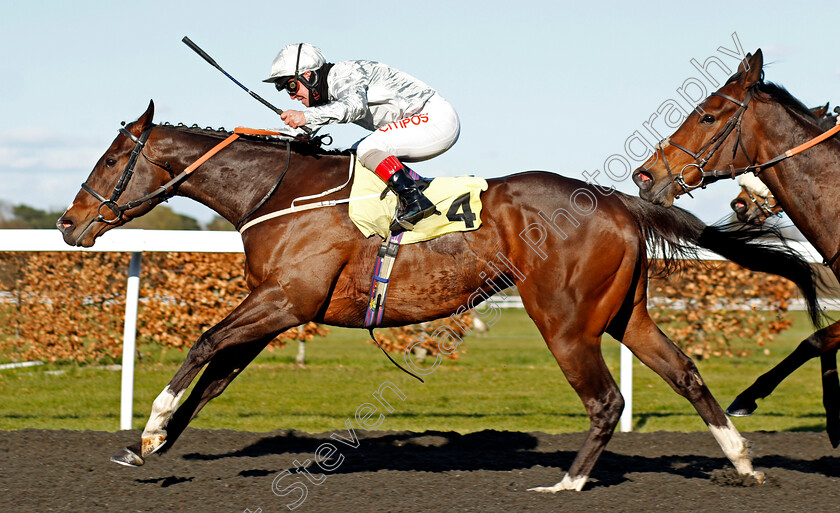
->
[348, 158, 487, 244]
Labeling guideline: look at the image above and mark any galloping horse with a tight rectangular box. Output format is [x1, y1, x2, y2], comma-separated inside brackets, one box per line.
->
[632, 49, 840, 445]
[57, 100, 820, 491]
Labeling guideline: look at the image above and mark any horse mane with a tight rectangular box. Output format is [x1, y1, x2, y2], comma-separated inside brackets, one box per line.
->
[157, 122, 352, 157]
[724, 68, 828, 128]
[754, 81, 821, 121]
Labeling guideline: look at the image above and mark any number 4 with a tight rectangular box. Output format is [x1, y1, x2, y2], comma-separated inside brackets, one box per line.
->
[446, 193, 476, 228]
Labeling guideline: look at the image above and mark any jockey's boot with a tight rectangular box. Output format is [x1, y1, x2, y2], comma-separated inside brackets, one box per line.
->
[374, 156, 436, 234]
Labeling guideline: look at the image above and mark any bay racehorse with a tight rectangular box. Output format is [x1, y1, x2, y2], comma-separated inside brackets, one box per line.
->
[57, 100, 821, 491]
[632, 49, 840, 446]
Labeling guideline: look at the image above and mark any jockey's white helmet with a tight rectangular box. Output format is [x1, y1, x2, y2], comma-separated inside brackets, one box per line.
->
[263, 43, 326, 83]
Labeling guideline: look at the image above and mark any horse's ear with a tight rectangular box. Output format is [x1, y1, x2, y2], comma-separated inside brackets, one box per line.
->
[127, 100, 155, 136]
[812, 103, 829, 118]
[738, 49, 763, 88]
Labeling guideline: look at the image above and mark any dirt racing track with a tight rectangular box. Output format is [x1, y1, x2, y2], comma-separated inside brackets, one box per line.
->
[3, 428, 840, 512]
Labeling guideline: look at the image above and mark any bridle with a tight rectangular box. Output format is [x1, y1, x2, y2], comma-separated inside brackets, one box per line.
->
[740, 185, 781, 221]
[645, 90, 755, 197]
[79, 123, 301, 230]
[645, 86, 840, 197]
[80, 124, 178, 225]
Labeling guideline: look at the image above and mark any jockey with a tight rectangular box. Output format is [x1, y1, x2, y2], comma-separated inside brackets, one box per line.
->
[264, 43, 460, 234]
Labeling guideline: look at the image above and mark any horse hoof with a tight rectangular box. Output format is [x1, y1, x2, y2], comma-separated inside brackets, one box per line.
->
[827, 420, 840, 448]
[528, 486, 560, 494]
[527, 474, 587, 493]
[726, 396, 757, 417]
[111, 446, 145, 467]
[141, 435, 167, 458]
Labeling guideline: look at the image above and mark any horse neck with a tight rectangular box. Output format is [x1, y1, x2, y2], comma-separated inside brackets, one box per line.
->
[749, 100, 840, 261]
[158, 128, 351, 226]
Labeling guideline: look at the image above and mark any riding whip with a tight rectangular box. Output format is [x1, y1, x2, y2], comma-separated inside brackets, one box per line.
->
[181, 36, 312, 135]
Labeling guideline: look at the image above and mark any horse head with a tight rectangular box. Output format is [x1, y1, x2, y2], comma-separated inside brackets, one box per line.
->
[729, 173, 782, 225]
[633, 50, 765, 207]
[57, 100, 174, 247]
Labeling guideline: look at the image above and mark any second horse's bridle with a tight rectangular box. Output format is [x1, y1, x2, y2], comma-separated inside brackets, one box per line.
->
[643, 90, 755, 197]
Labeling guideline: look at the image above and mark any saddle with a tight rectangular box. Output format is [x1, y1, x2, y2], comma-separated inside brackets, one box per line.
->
[350, 158, 488, 327]
[349, 158, 488, 244]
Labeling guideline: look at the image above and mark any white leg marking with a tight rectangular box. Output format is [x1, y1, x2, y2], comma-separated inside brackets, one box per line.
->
[528, 473, 588, 493]
[142, 385, 185, 438]
[709, 420, 764, 481]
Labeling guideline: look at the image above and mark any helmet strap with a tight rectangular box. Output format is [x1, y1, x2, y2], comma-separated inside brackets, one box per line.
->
[292, 43, 303, 86]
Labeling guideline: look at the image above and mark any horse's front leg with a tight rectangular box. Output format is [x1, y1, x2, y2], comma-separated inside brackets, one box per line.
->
[727, 321, 840, 431]
[111, 281, 310, 467]
[821, 349, 840, 447]
[726, 335, 821, 416]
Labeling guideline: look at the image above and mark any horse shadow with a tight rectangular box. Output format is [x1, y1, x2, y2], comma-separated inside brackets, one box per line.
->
[177, 429, 840, 489]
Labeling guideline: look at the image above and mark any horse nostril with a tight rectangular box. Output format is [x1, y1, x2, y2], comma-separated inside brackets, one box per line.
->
[731, 200, 747, 213]
[632, 170, 654, 191]
[56, 217, 75, 234]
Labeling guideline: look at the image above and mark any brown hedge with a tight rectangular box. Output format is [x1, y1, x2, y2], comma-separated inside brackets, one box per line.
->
[648, 260, 798, 357]
[0, 253, 800, 363]
[0, 252, 468, 363]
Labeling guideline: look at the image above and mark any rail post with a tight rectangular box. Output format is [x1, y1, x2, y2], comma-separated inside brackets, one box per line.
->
[120, 252, 142, 430]
[620, 345, 633, 432]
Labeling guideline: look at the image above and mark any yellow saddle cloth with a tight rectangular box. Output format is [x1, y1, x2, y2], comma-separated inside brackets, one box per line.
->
[348, 158, 488, 244]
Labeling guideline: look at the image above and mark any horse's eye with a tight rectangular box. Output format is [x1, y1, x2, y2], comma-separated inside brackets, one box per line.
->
[701, 114, 715, 124]
[105, 158, 117, 167]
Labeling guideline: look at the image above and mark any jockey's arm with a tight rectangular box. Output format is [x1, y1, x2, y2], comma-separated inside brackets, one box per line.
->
[303, 63, 369, 127]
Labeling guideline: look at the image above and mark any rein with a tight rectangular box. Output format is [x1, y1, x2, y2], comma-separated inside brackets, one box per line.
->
[80, 126, 311, 227]
[81, 123, 361, 235]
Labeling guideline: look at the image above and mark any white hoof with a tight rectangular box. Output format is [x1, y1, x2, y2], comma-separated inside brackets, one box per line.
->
[528, 474, 587, 493]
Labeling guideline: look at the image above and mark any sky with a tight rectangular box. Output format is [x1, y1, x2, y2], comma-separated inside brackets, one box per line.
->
[1, 0, 838, 227]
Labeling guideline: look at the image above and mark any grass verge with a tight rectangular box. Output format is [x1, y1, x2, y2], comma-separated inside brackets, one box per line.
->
[0, 309, 833, 435]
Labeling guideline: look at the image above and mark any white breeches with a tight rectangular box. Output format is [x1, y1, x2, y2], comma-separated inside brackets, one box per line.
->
[354, 93, 460, 163]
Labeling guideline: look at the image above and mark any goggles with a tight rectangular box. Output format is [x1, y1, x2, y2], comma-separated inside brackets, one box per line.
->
[275, 77, 299, 94]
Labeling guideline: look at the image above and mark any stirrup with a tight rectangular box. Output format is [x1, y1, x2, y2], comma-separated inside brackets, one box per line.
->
[389, 198, 436, 234]
[389, 218, 415, 234]
[389, 209, 421, 234]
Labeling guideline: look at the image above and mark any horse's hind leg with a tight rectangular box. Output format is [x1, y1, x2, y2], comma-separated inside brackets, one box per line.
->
[528, 332, 624, 492]
[111, 282, 306, 467]
[618, 305, 764, 482]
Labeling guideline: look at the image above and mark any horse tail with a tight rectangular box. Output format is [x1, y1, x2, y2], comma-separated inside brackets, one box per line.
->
[614, 192, 824, 327]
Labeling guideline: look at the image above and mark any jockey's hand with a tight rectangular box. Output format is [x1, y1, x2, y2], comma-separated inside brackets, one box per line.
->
[281, 110, 307, 129]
